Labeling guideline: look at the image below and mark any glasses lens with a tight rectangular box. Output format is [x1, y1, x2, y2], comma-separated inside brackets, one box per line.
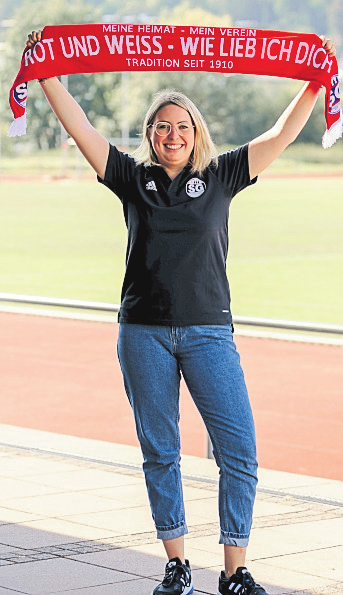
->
[177, 123, 193, 134]
[155, 122, 171, 136]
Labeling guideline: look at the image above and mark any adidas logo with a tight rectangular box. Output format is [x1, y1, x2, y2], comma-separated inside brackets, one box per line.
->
[146, 180, 157, 191]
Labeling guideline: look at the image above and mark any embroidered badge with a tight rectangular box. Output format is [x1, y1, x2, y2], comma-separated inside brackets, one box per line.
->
[186, 178, 206, 198]
[13, 82, 28, 108]
[146, 180, 157, 191]
[329, 74, 340, 115]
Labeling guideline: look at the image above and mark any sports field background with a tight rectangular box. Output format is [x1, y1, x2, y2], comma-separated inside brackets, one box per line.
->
[1, 148, 342, 478]
[1, 146, 342, 325]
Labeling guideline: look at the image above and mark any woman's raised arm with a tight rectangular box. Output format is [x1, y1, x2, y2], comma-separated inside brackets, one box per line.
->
[27, 30, 110, 179]
[248, 36, 336, 180]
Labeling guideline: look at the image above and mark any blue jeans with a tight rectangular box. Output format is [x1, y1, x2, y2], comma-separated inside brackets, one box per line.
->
[117, 324, 258, 547]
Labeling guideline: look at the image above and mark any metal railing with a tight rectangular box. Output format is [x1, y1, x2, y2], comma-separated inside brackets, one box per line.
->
[1, 292, 343, 336]
[0, 293, 121, 313]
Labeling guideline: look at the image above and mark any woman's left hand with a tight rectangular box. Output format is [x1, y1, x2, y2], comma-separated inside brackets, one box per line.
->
[320, 35, 336, 57]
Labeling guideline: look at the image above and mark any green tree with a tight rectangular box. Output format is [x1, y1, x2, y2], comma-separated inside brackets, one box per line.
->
[159, 1, 232, 27]
[2, 0, 122, 150]
[328, 0, 343, 49]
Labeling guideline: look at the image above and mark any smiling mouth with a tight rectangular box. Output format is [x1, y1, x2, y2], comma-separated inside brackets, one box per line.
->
[164, 144, 183, 150]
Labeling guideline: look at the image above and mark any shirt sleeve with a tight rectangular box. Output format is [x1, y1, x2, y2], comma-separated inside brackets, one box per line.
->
[97, 144, 138, 201]
[215, 143, 257, 199]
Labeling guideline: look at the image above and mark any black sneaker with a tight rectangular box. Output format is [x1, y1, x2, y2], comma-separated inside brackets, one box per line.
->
[218, 566, 269, 595]
[152, 557, 193, 594]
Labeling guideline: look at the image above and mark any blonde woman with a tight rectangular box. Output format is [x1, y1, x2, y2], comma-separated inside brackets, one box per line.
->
[27, 30, 335, 595]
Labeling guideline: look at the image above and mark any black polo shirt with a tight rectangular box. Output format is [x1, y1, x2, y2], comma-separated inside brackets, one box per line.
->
[98, 143, 256, 326]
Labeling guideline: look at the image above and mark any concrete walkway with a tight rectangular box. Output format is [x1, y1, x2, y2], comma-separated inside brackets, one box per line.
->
[0, 425, 342, 595]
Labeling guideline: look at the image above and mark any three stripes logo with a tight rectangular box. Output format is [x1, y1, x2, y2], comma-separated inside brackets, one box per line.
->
[227, 581, 243, 593]
[146, 180, 157, 191]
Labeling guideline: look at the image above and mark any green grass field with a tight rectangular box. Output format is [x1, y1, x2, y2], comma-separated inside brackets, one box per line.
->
[1, 170, 342, 325]
[229, 177, 343, 323]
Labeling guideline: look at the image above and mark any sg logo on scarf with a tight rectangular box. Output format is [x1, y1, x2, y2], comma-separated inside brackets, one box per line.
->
[13, 82, 28, 108]
[329, 74, 340, 115]
[186, 178, 206, 198]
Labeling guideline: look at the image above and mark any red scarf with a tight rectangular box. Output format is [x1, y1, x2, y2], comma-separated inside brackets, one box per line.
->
[8, 23, 342, 147]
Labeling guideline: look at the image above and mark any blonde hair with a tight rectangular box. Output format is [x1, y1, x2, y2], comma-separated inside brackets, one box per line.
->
[133, 90, 218, 174]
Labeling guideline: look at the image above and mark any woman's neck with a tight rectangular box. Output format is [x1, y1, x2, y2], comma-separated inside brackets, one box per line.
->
[163, 164, 185, 180]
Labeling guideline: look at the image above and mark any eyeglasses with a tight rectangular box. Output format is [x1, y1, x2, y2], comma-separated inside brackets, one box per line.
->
[149, 121, 195, 137]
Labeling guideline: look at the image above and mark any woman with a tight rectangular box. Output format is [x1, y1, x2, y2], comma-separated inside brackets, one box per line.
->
[27, 30, 335, 595]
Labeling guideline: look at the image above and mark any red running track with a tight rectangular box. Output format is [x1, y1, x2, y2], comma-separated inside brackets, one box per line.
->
[1, 312, 342, 481]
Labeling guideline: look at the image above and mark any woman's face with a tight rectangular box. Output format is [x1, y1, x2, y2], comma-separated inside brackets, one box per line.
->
[148, 104, 195, 178]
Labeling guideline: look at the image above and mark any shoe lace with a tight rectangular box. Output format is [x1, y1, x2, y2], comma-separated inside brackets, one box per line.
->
[242, 570, 253, 593]
[240, 568, 264, 595]
[163, 560, 189, 589]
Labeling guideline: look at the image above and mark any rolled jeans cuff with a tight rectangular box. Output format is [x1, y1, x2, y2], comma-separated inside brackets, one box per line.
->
[156, 521, 188, 541]
[219, 531, 250, 547]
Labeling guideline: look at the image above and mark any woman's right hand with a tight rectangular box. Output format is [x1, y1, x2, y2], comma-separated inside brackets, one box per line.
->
[26, 30, 42, 48]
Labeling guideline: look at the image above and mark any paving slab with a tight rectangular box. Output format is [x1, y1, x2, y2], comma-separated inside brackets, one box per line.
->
[0, 426, 342, 595]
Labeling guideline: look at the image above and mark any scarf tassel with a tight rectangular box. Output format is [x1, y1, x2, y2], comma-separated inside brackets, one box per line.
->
[322, 112, 343, 149]
[8, 114, 27, 138]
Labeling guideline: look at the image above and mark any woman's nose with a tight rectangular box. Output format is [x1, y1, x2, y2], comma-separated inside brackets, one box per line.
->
[167, 125, 179, 138]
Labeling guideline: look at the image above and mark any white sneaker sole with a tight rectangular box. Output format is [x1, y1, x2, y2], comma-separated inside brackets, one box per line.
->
[151, 580, 193, 594]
